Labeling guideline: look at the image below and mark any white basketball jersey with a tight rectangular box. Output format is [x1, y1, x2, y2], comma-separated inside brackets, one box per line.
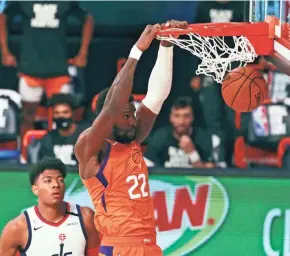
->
[19, 203, 87, 256]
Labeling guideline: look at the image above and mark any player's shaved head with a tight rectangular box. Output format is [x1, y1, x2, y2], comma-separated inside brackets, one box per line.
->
[29, 157, 67, 185]
[95, 87, 134, 116]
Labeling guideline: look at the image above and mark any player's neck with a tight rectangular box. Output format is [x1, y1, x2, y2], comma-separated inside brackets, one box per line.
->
[107, 134, 115, 141]
[36, 201, 67, 223]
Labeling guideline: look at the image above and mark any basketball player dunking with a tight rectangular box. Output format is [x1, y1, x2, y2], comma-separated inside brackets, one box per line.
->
[74, 20, 188, 256]
[0, 157, 100, 256]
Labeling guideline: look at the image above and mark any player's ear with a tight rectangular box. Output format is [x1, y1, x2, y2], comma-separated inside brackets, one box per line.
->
[32, 184, 39, 196]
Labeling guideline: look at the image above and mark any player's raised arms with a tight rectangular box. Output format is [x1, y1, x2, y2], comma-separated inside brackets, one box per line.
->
[134, 20, 188, 144]
[75, 24, 160, 179]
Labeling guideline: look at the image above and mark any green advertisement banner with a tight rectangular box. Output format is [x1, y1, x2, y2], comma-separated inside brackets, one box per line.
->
[0, 170, 289, 256]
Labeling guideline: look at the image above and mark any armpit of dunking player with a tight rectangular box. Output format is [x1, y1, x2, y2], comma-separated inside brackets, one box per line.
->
[75, 20, 188, 256]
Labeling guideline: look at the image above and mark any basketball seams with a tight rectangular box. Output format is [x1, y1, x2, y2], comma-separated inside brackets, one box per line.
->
[222, 69, 263, 91]
[222, 67, 246, 90]
[230, 69, 256, 107]
[223, 72, 263, 90]
[247, 81, 253, 112]
[252, 77, 265, 100]
[222, 73, 244, 90]
[246, 71, 264, 112]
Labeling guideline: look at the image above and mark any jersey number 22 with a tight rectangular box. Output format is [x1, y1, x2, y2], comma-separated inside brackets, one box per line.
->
[126, 174, 149, 199]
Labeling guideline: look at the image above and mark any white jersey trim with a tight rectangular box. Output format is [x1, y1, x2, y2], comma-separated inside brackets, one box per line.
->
[19, 203, 87, 255]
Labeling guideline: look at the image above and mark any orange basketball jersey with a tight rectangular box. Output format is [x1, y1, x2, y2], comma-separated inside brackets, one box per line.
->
[81, 140, 156, 238]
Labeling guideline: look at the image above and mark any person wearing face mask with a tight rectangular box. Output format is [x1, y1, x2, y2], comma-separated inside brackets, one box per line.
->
[38, 93, 90, 166]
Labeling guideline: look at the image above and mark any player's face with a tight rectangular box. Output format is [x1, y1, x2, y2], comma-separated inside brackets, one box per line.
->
[32, 169, 65, 206]
[113, 102, 137, 144]
[170, 106, 194, 135]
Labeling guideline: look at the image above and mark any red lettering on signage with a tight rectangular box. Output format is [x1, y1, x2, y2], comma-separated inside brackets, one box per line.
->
[154, 191, 171, 231]
[153, 185, 210, 232]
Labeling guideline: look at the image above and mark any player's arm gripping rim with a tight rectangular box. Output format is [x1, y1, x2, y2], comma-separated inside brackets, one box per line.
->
[80, 207, 101, 256]
[75, 24, 160, 179]
[135, 20, 188, 144]
[0, 214, 27, 256]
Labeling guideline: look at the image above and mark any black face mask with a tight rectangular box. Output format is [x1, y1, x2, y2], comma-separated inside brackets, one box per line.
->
[54, 117, 73, 130]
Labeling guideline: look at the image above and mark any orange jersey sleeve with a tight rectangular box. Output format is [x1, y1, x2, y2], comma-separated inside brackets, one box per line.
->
[81, 141, 156, 238]
[81, 176, 105, 207]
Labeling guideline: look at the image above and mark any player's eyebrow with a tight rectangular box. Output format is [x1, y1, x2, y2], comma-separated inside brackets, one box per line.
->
[42, 175, 63, 179]
[42, 175, 52, 180]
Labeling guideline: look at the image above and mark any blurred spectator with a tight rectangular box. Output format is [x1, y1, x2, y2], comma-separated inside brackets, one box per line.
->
[266, 70, 290, 102]
[190, 0, 245, 167]
[30, 93, 89, 165]
[0, 1, 94, 137]
[144, 96, 214, 168]
[193, 0, 244, 24]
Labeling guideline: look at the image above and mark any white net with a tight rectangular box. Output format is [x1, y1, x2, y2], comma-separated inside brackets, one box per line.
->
[157, 33, 258, 83]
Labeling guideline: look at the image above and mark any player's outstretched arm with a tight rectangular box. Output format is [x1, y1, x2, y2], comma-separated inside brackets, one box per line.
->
[75, 24, 160, 178]
[80, 207, 101, 256]
[135, 20, 188, 144]
[0, 215, 26, 256]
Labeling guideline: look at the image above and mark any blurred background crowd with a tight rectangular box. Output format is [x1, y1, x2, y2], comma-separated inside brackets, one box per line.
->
[1, 0, 290, 170]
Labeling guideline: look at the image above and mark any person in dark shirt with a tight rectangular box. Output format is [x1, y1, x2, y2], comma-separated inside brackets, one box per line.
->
[194, 0, 244, 24]
[38, 93, 89, 165]
[0, 1, 94, 137]
[144, 96, 214, 168]
[190, 0, 245, 167]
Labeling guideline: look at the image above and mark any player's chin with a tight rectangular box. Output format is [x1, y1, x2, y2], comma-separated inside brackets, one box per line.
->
[127, 129, 136, 138]
[50, 193, 64, 203]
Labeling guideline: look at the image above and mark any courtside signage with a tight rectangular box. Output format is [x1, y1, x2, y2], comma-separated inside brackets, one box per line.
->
[151, 176, 229, 255]
[64, 175, 229, 256]
[7, 171, 290, 255]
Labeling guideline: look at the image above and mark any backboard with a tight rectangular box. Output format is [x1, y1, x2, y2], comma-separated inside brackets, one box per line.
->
[249, 0, 290, 75]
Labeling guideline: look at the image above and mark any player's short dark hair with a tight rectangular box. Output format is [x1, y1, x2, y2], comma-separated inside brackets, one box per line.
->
[49, 93, 78, 110]
[95, 87, 134, 116]
[29, 157, 67, 185]
[172, 96, 193, 110]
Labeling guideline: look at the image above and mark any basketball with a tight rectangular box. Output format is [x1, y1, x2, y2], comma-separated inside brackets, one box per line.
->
[221, 66, 268, 112]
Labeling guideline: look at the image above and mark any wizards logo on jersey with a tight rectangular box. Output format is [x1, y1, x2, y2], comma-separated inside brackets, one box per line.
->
[51, 233, 72, 256]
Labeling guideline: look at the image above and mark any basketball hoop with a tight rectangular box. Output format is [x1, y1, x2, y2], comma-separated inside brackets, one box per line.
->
[156, 20, 276, 83]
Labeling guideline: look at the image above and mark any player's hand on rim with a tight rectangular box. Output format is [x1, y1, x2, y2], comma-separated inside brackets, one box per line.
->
[162, 19, 188, 30]
[136, 24, 162, 52]
[161, 19, 188, 47]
